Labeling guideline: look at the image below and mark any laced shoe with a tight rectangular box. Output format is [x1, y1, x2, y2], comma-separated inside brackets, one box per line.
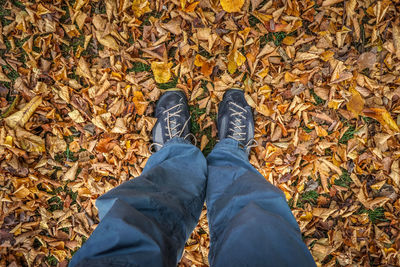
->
[151, 89, 194, 152]
[217, 89, 257, 155]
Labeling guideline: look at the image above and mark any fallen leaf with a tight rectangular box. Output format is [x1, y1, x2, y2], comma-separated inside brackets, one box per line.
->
[5, 96, 42, 129]
[63, 162, 79, 181]
[15, 126, 45, 153]
[363, 108, 400, 132]
[68, 110, 85, 123]
[151, 61, 173, 83]
[347, 87, 364, 117]
[220, 0, 244, 13]
[97, 34, 119, 50]
[132, 0, 151, 18]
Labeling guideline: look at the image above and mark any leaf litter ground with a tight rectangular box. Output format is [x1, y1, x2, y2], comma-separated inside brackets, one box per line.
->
[1, 0, 400, 266]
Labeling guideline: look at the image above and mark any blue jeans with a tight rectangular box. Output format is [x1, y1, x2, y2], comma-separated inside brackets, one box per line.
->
[70, 138, 315, 267]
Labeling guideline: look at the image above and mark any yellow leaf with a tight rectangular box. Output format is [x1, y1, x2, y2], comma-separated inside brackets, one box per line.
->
[381, 110, 400, 132]
[235, 51, 246, 66]
[363, 108, 400, 132]
[227, 52, 237, 74]
[328, 99, 343, 109]
[52, 249, 68, 262]
[15, 126, 45, 153]
[347, 87, 364, 117]
[132, 0, 151, 18]
[132, 91, 148, 115]
[320, 51, 334, 61]
[74, 0, 89, 11]
[300, 211, 313, 221]
[238, 27, 250, 40]
[228, 49, 246, 74]
[98, 35, 119, 50]
[283, 190, 292, 200]
[256, 103, 273, 116]
[315, 125, 328, 137]
[4, 136, 13, 147]
[284, 71, 298, 83]
[257, 68, 269, 78]
[151, 61, 173, 83]
[5, 96, 42, 129]
[68, 110, 85, 123]
[200, 135, 209, 151]
[371, 180, 386, 191]
[282, 36, 295, 45]
[194, 54, 205, 67]
[184, 1, 199, 12]
[220, 0, 244, 13]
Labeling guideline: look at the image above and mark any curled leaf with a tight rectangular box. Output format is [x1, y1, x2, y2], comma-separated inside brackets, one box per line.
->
[363, 108, 400, 132]
[15, 126, 45, 153]
[5, 96, 42, 129]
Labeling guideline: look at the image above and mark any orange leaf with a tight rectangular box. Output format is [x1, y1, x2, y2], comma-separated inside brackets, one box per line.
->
[347, 87, 364, 117]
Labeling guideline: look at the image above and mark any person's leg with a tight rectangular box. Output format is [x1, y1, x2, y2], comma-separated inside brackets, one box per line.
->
[70, 90, 207, 267]
[206, 89, 315, 267]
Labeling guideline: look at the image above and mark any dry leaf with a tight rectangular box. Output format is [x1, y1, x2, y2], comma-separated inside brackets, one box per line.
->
[363, 108, 400, 132]
[151, 61, 173, 83]
[68, 110, 85, 123]
[97, 35, 119, 50]
[132, 0, 151, 18]
[15, 126, 45, 153]
[220, 0, 244, 13]
[347, 87, 364, 117]
[63, 162, 79, 181]
[5, 96, 42, 129]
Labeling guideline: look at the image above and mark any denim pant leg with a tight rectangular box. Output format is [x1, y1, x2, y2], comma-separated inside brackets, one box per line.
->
[69, 138, 207, 267]
[206, 139, 316, 267]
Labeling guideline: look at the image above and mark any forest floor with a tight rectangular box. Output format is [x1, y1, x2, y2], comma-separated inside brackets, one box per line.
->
[0, 0, 400, 266]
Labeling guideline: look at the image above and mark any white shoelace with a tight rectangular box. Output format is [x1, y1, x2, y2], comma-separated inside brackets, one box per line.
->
[227, 101, 258, 153]
[150, 103, 196, 153]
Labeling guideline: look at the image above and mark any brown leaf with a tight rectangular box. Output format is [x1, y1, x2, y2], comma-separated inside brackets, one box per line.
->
[5, 96, 42, 129]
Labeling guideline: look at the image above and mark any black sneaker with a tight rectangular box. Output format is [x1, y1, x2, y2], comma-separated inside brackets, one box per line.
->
[217, 89, 257, 154]
[151, 89, 193, 152]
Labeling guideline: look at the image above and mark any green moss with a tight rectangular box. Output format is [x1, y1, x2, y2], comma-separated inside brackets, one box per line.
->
[297, 190, 319, 208]
[249, 15, 261, 27]
[189, 105, 217, 156]
[310, 89, 325, 105]
[127, 62, 151, 73]
[358, 207, 388, 224]
[46, 255, 58, 266]
[158, 76, 178, 90]
[334, 168, 352, 188]
[48, 196, 64, 212]
[339, 125, 356, 144]
[11, 0, 25, 10]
